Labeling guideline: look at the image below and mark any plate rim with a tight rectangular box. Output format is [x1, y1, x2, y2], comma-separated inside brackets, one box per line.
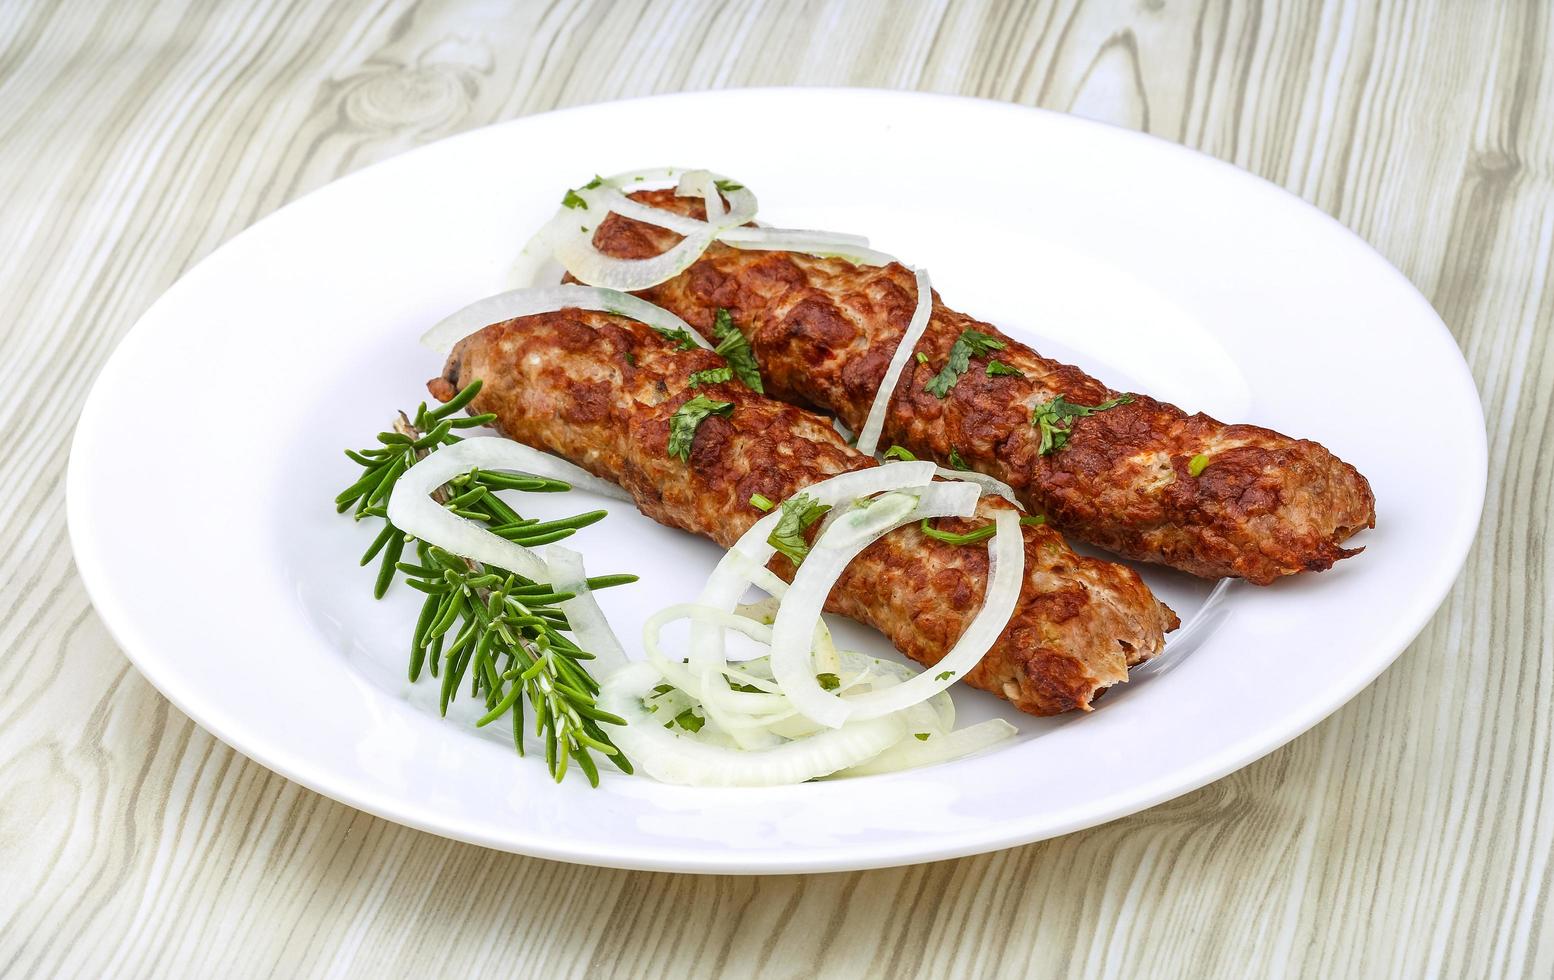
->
[66, 87, 1488, 873]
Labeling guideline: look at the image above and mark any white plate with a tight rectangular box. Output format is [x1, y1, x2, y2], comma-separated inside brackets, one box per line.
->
[68, 89, 1485, 874]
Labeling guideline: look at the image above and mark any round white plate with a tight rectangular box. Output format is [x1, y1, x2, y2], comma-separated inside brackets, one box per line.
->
[68, 89, 1484, 874]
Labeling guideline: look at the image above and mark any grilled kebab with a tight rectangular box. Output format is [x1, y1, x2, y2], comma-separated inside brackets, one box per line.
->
[431, 310, 1177, 715]
[592, 190, 1377, 585]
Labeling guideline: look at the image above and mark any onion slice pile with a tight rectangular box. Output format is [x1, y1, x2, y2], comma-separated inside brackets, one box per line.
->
[599, 663, 906, 788]
[596, 462, 1026, 786]
[689, 461, 937, 670]
[393, 444, 1025, 785]
[514, 168, 903, 291]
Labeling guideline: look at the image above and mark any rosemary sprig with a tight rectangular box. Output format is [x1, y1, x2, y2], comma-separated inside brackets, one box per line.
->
[335, 379, 636, 785]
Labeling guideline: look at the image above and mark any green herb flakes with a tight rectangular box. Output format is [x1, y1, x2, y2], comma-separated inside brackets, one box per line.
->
[1030, 394, 1134, 455]
[651, 323, 701, 351]
[712, 308, 764, 392]
[924, 329, 1006, 398]
[688, 366, 734, 388]
[671, 708, 705, 733]
[668, 395, 734, 462]
[919, 519, 997, 546]
[768, 492, 832, 565]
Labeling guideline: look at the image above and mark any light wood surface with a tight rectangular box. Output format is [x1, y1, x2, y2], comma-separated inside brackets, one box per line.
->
[2, 1, 1549, 976]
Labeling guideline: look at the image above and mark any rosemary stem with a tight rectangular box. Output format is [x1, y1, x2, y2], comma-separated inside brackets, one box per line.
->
[391, 412, 573, 713]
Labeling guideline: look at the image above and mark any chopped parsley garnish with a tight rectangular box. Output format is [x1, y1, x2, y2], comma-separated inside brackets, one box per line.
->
[1030, 394, 1134, 455]
[749, 493, 775, 511]
[667, 395, 733, 462]
[623, 351, 637, 367]
[670, 707, 705, 733]
[914, 732, 930, 741]
[1189, 453, 1211, 477]
[562, 176, 606, 209]
[986, 360, 1024, 378]
[728, 681, 765, 694]
[714, 179, 744, 192]
[947, 447, 968, 469]
[924, 329, 1006, 398]
[915, 351, 929, 365]
[711, 308, 764, 392]
[935, 670, 954, 681]
[768, 492, 832, 565]
[651, 323, 701, 351]
[882, 444, 918, 461]
[1019, 514, 1047, 526]
[816, 672, 841, 691]
[919, 519, 997, 546]
[688, 366, 733, 388]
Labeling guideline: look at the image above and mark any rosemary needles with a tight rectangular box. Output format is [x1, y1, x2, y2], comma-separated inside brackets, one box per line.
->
[335, 380, 636, 786]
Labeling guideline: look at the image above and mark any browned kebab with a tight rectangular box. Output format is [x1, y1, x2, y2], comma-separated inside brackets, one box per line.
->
[431, 310, 1177, 716]
[589, 190, 1377, 585]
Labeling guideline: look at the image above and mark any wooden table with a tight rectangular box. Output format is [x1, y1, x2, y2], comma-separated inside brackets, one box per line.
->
[3, 1, 1548, 975]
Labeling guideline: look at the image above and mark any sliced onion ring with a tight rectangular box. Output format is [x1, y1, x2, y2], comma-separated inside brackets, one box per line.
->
[718, 226, 870, 248]
[599, 663, 905, 787]
[675, 169, 760, 226]
[688, 461, 939, 671]
[837, 507, 1024, 721]
[643, 604, 788, 715]
[769, 483, 990, 727]
[856, 268, 933, 457]
[836, 719, 1017, 777]
[605, 166, 759, 227]
[420, 284, 710, 356]
[584, 185, 712, 236]
[932, 466, 1022, 508]
[387, 438, 555, 582]
[552, 219, 717, 292]
[539, 169, 757, 291]
[520, 166, 896, 290]
[545, 545, 627, 675]
[720, 236, 897, 267]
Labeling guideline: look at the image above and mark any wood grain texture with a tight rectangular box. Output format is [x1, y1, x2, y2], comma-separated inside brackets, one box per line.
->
[1, 0, 1549, 976]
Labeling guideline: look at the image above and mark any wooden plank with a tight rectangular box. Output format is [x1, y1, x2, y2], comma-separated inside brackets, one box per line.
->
[0, 1, 1548, 976]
